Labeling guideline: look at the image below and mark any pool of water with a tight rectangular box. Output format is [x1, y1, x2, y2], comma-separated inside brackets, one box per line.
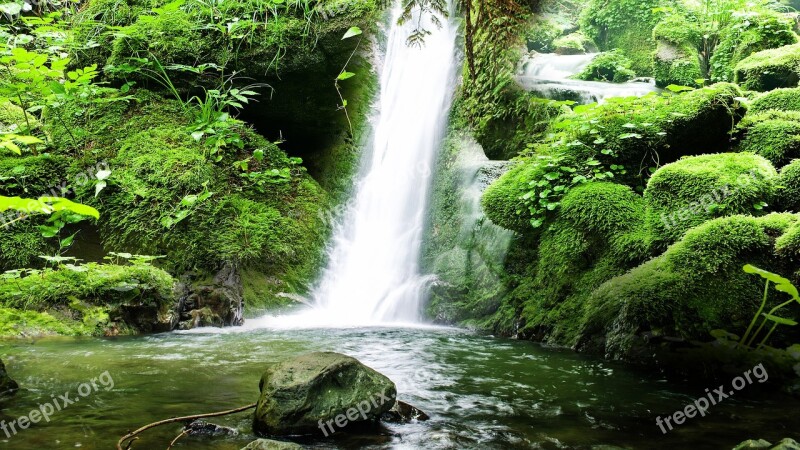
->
[1, 327, 798, 449]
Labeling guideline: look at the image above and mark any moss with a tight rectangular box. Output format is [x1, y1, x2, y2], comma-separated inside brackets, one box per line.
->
[710, 11, 798, 83]
[749, 87, 800, 113]
[579, 0, 674, 74]
[775, 222, 800, 257]
[574, 50, 635, 83]
[582, 213, 799, 359]
[0, 101, 39, 132]
[778, 159, 800, 212]
[644, 153, 779, 248]
[483, 84, 746, 233]
[0, 262, 175, 336]
[734, 43, 800, 92]
[552, 32, 593, 55]
[525, 17, 562, 53]
[653, 14, 702, 48]
[735, 112, 800, 168]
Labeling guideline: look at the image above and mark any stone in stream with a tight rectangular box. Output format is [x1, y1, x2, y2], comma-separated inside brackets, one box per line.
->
[0, 358, 18, 399]
[733, 438, 800, 449]
[174, 263, 244, 330]
[241, 439, 303, 450]
[253, 352, 397, 436]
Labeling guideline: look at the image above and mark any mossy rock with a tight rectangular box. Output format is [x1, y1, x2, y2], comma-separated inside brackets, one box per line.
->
[644, 153, 779, 248]
[777, 159, 800, 212]
[749, 87, 800, 113]
[735, 43, 800, 91]
[581, 213, 800, 360]
[0, 101, 39, 132]
[736, 111, 800, 168]
[241, 440, 303, 450]
[574, 50, 635, 82]
[711, 11, 798, 83]
[483, 84, 746, 233]
[253, 352, 396, 436]
[552, 32, 594, 55]
[0, 262, 175, 336]
[653, 41, 703, 88]
[653, 14, 702, 48]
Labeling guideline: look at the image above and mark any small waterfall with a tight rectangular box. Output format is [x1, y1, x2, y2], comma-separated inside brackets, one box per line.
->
[258, 0, 459, 328]
[516, 53, 659, 103]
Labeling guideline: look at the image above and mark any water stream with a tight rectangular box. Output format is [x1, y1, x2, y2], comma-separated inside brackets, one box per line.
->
[516, 53, 659, 103]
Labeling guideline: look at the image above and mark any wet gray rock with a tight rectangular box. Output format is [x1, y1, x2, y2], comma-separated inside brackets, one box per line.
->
[174, 263, 244, 330]
[734, 438, 800, 449]
[0, 358, 18, 398]
[185, 420, 238, 437]
[380, 400, 430, 423]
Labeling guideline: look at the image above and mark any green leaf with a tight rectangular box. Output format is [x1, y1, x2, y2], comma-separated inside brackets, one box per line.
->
[762, 313, 798, 326]
[337, 71, 356, 81]
[743, 264, 792, 285]
[342, 27, 362, 40]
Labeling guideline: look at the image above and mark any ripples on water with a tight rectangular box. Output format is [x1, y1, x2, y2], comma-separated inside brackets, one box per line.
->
[2, 327, 799, 449]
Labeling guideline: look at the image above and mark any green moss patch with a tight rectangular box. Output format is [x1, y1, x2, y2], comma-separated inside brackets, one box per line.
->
[735, 43, 800, 91]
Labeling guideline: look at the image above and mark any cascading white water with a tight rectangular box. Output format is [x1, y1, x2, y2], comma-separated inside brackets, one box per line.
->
[516, 53, 659, 103]
[254, 0, 458, 328]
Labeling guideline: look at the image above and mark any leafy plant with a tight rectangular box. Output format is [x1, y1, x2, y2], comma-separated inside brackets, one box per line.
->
[161, 183, 214, 229]
[738, 264, 800, 349]
[335, 26, 363, 133]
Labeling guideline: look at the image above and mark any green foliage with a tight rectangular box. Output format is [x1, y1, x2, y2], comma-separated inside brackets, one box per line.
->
[737, 264, 799, 350]
[777, 159, 800, 212]
[644, 153, 779, 248]
[653, 14, 702, 48]
[749, 87, 800, 113]
[736, 111, 800, 168]
[583, 213, 799, 358]
[525, 17, 561, 53]
[579, 0, 671, 74]
[574, 50, 635, 83]
[710, 11, 798, 83]
[552, 32, 592, 55]
[483, 84, 747, 232]
[734, 43, 800, 91]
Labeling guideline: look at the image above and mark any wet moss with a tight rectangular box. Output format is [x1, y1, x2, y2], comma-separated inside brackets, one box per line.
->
[735, 43, 800, 91]
[778, 159, 800, 212]
[736, 112, 800, 168]
[749, 87, 800, 113]
[574, 50, 635, 83]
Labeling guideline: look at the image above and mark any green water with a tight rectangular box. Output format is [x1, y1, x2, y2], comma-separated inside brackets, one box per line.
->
[1, 327, 798, 449]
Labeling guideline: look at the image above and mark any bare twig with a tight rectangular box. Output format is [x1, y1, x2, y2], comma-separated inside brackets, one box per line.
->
[116, 403, 257, 450]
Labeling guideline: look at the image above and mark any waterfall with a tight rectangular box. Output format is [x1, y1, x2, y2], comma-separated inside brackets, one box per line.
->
[516, 53, 659, 103]
[257, 0, 459, 328]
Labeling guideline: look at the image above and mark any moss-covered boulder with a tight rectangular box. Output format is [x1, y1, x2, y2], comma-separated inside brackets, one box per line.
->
[0, 358, 18, 398]
[778, 159, 800, 212]
[749, 87, 800, 113]
[253, 352, 396, 436]
[735, 43, 800, 91]
[580, 213, 799, 360]
[652, 15, 703, 88]
[0, 101, 39, 132]
[711, 11, 798, 83]
[0, 262, 175, 336]
[736, 111, 800, 167]
[574, 50, 635, 82]
[644, 153, 779, 248]
[733, 438, 800, 450]
[483, 84, 746, 233]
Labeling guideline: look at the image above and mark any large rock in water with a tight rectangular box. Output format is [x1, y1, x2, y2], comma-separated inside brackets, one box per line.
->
[0, 358, 18, 398]
[253, 352, 397, 436]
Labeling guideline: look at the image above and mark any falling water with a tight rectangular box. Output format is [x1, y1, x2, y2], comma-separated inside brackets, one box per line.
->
[258, 1, 459, 327]
[516, 53, 659, 103]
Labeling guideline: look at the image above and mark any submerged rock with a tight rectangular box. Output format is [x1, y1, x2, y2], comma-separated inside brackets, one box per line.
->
[380, 400, 430, 423]
[241, 439, 303, 450]
[184, 420, 238, 437]
[253, 352, 397, 436]
[174, 263, 244, 330]
[0, 358, 18, 398]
